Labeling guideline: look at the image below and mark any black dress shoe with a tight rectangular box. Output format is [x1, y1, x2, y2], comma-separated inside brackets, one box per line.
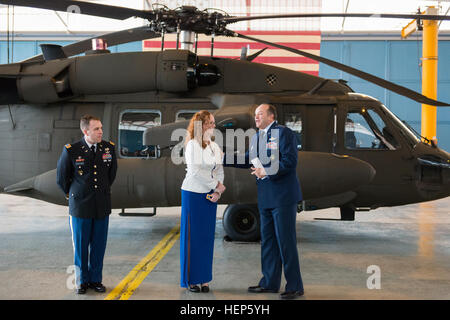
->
[201, 285, 210, 293]
[76, 283, 88, 295]
[280, 290, 304, 300]
[189, 285, 200, 293]
[248, 285, 278, 293]
[89, 282, 106, 293]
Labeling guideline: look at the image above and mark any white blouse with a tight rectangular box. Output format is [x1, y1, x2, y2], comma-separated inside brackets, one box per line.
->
[181, 139, 224, 193]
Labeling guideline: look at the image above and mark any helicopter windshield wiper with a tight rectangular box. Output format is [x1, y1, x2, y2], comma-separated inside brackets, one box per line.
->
[402, 120, 433, 146]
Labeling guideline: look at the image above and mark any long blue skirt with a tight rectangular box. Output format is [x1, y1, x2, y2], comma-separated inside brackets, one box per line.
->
[180, 189, 217, 288]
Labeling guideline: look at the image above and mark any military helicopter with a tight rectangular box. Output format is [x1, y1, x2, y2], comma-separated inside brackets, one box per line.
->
[1, 1, 450, 241]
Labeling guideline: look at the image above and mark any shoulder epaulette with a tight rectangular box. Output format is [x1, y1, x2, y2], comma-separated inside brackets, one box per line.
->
[109, 141, 115, 146]
[65, 144, 72, 149]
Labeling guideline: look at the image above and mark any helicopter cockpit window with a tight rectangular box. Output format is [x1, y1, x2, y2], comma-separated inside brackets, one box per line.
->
[119, 110, 161, 158]
[345, 108, 399, 150]
[284, 113, 303, 150]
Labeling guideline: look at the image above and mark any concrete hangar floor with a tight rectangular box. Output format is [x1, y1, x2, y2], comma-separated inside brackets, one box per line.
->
[0, 193, 449, 300]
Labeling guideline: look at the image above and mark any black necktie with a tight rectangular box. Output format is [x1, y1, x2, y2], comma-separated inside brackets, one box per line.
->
[91, 145, 96, 156]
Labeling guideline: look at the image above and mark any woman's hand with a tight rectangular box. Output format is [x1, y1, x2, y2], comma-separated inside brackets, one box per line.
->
[208, 192, 221, 203]
[215, 182, 226, 194]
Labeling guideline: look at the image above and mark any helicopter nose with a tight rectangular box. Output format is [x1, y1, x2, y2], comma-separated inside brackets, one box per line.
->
[416, 149, 450, 201]
[298, 152, 376, 200]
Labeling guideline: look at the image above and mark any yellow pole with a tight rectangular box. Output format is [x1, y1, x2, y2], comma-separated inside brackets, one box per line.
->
[421, 6, 439, 144]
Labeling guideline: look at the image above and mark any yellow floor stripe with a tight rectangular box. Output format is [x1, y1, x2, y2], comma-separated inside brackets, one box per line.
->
[105, 224, 180, 300]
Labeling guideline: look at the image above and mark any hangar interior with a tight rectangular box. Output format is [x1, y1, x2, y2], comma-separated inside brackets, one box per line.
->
[0, 0, 449, 302]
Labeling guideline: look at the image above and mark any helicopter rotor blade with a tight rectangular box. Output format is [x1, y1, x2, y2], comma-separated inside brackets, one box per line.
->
[232, 31, 450, 107]
[224, 12, 450, 24]
[0, 0, 154, 20]
[22, 26, 161, 63]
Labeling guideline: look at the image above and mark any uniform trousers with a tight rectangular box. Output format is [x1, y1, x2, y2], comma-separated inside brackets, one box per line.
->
[258, 203, 304, 292]
[69, 216, 109, 286]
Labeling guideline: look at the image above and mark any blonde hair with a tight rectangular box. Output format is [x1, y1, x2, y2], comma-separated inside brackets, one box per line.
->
[186, 110, 212, 149]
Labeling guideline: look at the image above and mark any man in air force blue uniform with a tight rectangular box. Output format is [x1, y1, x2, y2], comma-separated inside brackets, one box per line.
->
[225, 104, 304, 299]
[57, 115, 117, 294]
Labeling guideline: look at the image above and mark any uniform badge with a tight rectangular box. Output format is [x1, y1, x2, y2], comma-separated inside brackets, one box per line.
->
[78, 170, 83, 176]
[65, 144, 71, 149]
[76, 157, 85, 166]
[267, 142, 278, 150]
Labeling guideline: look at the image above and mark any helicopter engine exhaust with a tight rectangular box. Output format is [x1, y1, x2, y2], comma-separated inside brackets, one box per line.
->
[8, 50, 221, 104]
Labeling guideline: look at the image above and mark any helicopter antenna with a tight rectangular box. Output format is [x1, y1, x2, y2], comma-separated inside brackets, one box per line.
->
[176, 24, 180, 50]
[240, 46, 248, 60]
[210, 32, 215, 57]
[194, 33, 198, 54]
[8, 105, 16, 129]
[160, 26, 165, 51]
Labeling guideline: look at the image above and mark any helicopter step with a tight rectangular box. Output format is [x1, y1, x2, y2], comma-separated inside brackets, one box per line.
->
[119, 207, 157, 217]
[314, 205, 356, 221]
[298, 191, 358, 221]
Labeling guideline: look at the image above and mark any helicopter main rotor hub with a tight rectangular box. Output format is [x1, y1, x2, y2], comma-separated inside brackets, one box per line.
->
[149, 6, 232, 37]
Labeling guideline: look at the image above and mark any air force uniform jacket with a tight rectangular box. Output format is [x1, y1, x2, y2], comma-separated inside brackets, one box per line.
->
[57, 137, 118, 219]
[225, 121, 302, 209]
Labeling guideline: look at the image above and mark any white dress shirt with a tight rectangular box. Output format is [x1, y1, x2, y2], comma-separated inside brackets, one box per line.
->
[84, 137, 96, 152]
[260, 120, 275, 135]
[181, 139, 224, 193]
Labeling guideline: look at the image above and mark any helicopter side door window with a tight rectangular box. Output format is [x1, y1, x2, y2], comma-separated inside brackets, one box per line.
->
[284, 113, 303, 150]
[345, 108, 398, 150]
[119, 110, 161, 159]
[175, 109, 216, 122]
[176, 110, 197, 122]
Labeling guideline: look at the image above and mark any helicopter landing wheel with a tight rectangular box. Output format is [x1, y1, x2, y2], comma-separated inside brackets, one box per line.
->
[223, 204, 260, 242]
[340, 205, 355, 221]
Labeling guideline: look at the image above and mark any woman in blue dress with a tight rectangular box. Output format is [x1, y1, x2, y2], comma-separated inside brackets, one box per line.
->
[180, 110, 226, 293]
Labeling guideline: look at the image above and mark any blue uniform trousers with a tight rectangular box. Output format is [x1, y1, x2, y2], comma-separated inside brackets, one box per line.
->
[258, 203, 304, 292]
[69, 216, 109, 285]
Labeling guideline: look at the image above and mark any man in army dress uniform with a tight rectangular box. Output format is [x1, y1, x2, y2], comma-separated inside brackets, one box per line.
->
[57, 115, 118, 294]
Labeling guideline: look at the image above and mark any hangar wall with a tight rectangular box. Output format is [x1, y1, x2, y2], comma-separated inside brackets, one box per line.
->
[319, 33, 450, 152]
[1, 33, 449, 151]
